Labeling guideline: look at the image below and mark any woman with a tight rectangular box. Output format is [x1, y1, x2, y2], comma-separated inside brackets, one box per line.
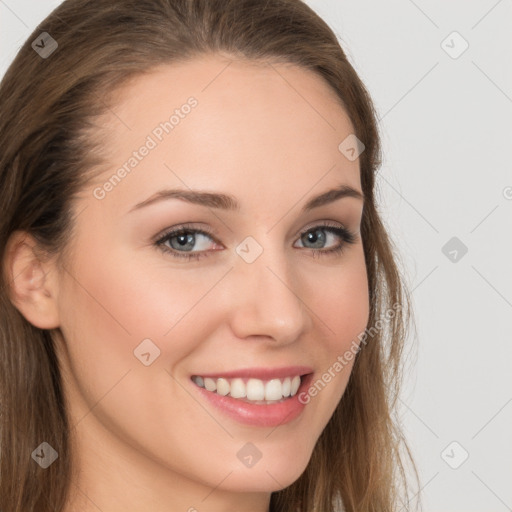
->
[0, 1, 416, 511]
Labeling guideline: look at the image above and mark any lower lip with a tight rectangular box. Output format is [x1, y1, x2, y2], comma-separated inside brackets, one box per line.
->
[191, 374, 314, 427]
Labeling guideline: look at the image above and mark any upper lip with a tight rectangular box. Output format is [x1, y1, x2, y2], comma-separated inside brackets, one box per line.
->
[191, 366, 314, 380]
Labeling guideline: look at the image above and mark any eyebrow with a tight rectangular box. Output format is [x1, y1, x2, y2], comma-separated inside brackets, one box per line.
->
[128, 183, 364, 214]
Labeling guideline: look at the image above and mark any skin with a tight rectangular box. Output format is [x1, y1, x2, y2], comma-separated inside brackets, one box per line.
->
[6, 55, 369, 511]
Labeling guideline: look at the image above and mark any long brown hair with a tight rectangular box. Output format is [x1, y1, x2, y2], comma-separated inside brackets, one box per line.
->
[0, 1, 417, 510]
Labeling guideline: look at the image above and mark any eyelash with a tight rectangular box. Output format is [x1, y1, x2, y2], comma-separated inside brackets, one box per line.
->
[154, 222, 357, 261]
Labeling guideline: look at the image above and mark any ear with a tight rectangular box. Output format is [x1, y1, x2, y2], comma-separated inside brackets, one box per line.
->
[3, 231, 60, 329]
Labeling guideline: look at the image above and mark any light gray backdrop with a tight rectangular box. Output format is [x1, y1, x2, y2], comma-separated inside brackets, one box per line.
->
[1, 1, 511, 511]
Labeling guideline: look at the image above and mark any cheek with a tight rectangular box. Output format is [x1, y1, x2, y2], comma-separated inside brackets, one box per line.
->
[300, 245, 369, 406]
[59, 245, 215, 360]
[311, 245, 370, 347]
[56, 242, 230, 425]
[56, 244, 233, 475]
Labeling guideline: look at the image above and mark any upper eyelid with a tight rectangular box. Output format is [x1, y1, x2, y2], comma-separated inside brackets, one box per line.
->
[154, 224, 217, 245]
[155, 221, 353, 247]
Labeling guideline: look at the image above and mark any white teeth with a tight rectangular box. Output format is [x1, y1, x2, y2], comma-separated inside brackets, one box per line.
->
[290, 376, 301, 396]
[204, 377, 216, 392]
[216, 378, 230, 396]
[229, 378, 246, 398]
[265, 379, 284, 401]
[192, 374, 304, 401]
[246, 378, 265, 400]
[282, 377, 291, 397]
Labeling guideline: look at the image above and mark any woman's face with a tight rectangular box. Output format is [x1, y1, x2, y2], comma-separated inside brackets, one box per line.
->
[53, 55, 369, 504]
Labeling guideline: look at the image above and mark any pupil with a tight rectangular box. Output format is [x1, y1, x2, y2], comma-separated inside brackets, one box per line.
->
[305, 229, 325, 248]
[173, 232, 194, 250]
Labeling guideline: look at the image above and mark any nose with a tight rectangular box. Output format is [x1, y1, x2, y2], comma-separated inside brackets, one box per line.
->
[226, 247, 311, 346]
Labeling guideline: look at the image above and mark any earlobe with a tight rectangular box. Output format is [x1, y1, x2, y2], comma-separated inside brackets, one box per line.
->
[3, 231, 60, 329]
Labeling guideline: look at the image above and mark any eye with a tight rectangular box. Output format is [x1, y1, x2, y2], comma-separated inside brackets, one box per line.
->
[155, 224, 220, 261]
[294, 222, 357, 258]
[154, 221, 358, 261]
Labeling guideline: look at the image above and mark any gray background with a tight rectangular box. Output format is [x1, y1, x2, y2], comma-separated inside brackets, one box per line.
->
[1, 1, 511, 510]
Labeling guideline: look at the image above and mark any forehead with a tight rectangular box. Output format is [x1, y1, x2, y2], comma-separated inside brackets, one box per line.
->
[87, 55, 361, 211]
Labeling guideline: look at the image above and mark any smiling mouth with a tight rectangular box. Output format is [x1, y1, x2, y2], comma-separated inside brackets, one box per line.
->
[191, 374, 305, 404]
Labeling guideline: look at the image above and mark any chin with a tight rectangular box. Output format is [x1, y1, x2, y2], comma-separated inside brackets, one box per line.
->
[219, 451, 311, 493]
